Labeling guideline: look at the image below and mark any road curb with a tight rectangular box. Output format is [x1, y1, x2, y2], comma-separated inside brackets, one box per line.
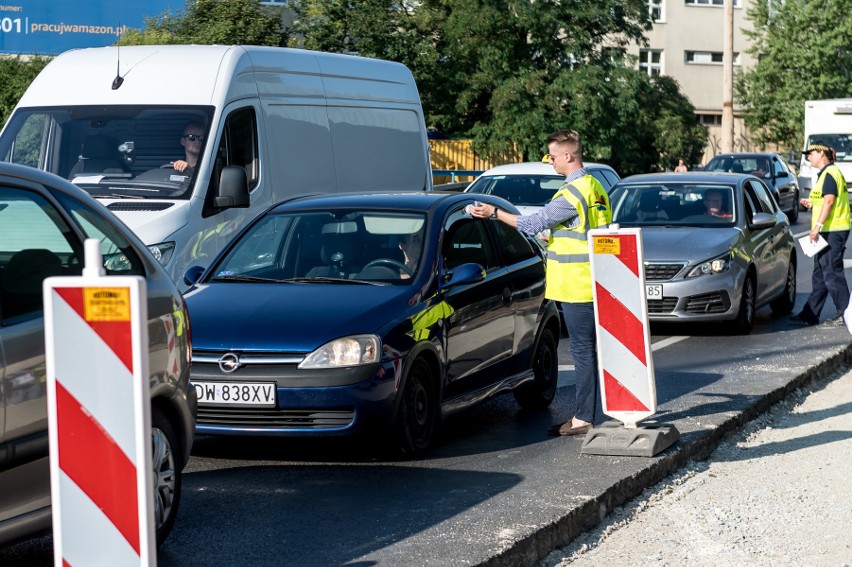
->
[478, 342, 852, 567]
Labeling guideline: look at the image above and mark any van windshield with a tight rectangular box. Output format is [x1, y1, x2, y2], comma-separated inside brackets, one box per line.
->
[0, 105, 214, 200]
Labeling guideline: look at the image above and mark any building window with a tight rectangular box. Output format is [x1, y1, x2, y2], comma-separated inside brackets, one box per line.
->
[649, 0, 664, 22]
[639, 49, 663, 76]
[698, 114, 722, 126]
[685, 51, 741, 65]
[685, 0, 741, 6]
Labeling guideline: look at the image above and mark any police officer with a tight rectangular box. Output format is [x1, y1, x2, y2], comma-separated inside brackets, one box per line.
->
[470, 129, 611, 435]
[791, 142, 850, 327]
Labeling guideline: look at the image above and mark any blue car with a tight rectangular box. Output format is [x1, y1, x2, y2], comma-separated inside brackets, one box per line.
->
[183, 192, 560, 454]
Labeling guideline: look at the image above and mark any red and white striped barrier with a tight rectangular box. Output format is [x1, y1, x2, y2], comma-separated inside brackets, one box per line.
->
[588, 227, 656, 428]
[44, 239, 155, 566]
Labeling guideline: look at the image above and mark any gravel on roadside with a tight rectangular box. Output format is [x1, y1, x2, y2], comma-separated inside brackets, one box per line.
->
[540, 368, 852, 567]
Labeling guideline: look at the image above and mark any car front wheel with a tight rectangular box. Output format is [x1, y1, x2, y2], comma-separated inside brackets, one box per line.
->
[394, 357, 438, 457]
[732, 273, 756, 334]
[513, 327, 558, 409]
[152, 407, 182, 547]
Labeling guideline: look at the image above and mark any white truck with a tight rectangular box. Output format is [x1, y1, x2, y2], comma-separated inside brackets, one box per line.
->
[798, 98, 852, 192]
[0, 45, 432, 287]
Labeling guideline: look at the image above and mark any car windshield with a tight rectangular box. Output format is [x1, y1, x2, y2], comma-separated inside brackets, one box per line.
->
[805, 134, 852, 162]
[210, 210, 428, 284]
[0, 105, 214, 200]
[610, 183, 737, 227]
[467, 175, 564, 206]
[705, 156, 772, 178]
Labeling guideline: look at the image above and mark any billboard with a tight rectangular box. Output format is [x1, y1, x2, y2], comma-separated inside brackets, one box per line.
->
[0, 1, 185, 55]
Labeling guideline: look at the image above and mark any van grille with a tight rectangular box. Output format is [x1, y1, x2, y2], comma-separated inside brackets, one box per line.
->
[107, 202, 174, 212]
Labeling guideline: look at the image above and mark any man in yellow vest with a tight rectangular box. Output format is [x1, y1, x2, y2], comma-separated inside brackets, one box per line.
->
[470, 130, 611, 436]
[791, 141, 850, 328]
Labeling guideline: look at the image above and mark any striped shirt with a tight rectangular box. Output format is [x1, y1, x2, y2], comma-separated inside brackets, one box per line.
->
[516, 167, 587, 236]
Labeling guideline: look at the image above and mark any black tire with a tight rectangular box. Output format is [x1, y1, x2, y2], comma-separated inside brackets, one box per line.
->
[513, 327, 558, 409]
[770, 259, 796, 315]
[151, 407, 182, 547]
[394, 357, 438, 457]
[787, 191, 799, 223]
[732, 273, 756, 334]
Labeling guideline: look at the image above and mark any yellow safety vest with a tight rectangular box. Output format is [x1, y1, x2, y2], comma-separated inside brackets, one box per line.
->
[546, 175, 612, 303]
[810, 164, 850, 231]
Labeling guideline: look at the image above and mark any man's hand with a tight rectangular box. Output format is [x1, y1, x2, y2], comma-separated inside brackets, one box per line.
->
[171, 160, 191, 173]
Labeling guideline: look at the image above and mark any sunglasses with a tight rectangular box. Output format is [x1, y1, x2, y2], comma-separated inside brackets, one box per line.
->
[182, 134, 205, 142]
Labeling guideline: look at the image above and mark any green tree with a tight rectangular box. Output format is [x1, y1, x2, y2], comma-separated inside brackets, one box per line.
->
[0, 56, 50, 128]
[120, 0, 285, 46]
[736, 0, 852, 149]
[291, 0, 706, 173]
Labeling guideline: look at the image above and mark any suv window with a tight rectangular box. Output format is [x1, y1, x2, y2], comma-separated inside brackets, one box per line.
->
[51, 190, 145, 277]
[0, 187, 81, 322]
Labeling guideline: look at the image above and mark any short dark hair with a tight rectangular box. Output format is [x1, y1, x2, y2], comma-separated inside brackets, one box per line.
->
[546, 130, 582, 156]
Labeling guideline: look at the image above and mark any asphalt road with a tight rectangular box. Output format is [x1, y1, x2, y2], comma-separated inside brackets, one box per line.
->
[4, 210, 852, 566]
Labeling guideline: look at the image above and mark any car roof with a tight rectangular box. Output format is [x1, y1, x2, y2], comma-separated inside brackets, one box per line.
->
[476, 161, 616, 177]
[616, 172, 752, 185]
[708, 152, 781, 160]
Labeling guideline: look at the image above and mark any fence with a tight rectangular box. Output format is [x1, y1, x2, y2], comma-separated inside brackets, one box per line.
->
[430, 140, 522, 184]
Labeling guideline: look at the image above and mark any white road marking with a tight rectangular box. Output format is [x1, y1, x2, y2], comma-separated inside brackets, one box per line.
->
[557, 335, 688, 387]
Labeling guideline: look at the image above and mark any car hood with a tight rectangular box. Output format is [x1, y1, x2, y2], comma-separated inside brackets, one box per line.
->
[639, 227, 742, 262]
[185, 282, 415, 352]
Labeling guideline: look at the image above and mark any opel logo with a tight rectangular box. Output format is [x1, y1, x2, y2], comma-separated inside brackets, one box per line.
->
[218, 353, 242, 374]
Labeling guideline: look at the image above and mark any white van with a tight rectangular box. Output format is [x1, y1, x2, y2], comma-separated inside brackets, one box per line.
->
[0, 45, 432, 286]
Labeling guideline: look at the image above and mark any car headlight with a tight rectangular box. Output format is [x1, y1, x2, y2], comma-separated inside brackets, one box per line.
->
[686, 253, 732, 278]
[148, 241, 176, 266]
[299, 335, 380, 369]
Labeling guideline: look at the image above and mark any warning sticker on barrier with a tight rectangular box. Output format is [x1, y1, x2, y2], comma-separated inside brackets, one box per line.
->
[588, 227, 657, 428]
[84, 287, 132, 321]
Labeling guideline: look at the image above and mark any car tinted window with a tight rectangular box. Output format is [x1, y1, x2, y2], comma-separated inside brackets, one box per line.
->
[466, 175, 563, 206]
[610, 183, 736, 226]
[601, 169, 620, 187]
[491, 221, 537, 265]
[772, 158, 788, 177]
[51, 190, 145, 276]
[589, 169, 611, 191]
[706, 156, 771, 179]
[747, 180, 777, 214]
[0, 187, 81, 322]
[443, 209, 497, 270]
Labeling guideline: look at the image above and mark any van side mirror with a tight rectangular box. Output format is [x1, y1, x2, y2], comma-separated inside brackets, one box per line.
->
[214, 165, 250, 208]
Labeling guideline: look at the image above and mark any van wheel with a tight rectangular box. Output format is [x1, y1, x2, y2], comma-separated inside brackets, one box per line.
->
[152, 407, 182, 547]
[513, 328, 558, 409]
[395, 357, 438, 457]
[732, 274, 756, 335]
[771, 259, 796, 315]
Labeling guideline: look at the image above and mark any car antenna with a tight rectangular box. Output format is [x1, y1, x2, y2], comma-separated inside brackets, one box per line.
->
[111, 33, 124, 90]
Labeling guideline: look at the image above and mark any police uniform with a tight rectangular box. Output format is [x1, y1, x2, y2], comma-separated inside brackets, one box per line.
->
[796, 144, 850, 325]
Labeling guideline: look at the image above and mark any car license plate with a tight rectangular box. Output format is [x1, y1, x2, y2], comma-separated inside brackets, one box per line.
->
[193, 381, 276, 407]
[645, 284, 663, 301]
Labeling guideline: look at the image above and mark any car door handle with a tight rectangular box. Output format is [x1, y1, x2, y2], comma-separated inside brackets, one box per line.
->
[502, 288, 512, 305]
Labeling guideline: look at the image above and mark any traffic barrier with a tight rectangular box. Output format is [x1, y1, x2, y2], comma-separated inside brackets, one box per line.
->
[43, 239, 155, 566]
[581, 226, 678, 457]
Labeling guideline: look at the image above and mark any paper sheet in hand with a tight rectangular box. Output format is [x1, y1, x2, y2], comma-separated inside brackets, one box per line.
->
[798, 234, 828, 257]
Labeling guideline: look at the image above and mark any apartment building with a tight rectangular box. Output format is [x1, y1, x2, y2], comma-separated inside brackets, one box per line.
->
[628, 0, 756, 164]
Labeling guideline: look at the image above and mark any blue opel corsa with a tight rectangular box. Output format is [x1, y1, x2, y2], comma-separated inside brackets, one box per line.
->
[184, 192, 560, 455]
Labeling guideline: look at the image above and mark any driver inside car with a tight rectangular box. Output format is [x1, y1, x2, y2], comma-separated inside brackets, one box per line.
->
[398, 231, 423, 279]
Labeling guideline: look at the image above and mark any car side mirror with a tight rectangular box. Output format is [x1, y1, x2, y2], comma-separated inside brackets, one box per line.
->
[214, 165, 250, 208]
[184, 265, 205, 287]
[750, 212, 777, 229]
[775, 171, 789, 179]
[443, 262, 485, 288]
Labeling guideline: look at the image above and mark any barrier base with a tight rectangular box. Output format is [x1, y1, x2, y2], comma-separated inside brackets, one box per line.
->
[580, 420, 679, 457]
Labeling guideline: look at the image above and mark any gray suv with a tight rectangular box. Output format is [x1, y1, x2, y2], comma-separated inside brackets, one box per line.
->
[0, 163, 196, 547]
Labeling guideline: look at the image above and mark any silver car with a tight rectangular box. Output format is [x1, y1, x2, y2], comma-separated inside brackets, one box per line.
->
[609, 172, 797, 334]
[0, 163, 196, 547]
